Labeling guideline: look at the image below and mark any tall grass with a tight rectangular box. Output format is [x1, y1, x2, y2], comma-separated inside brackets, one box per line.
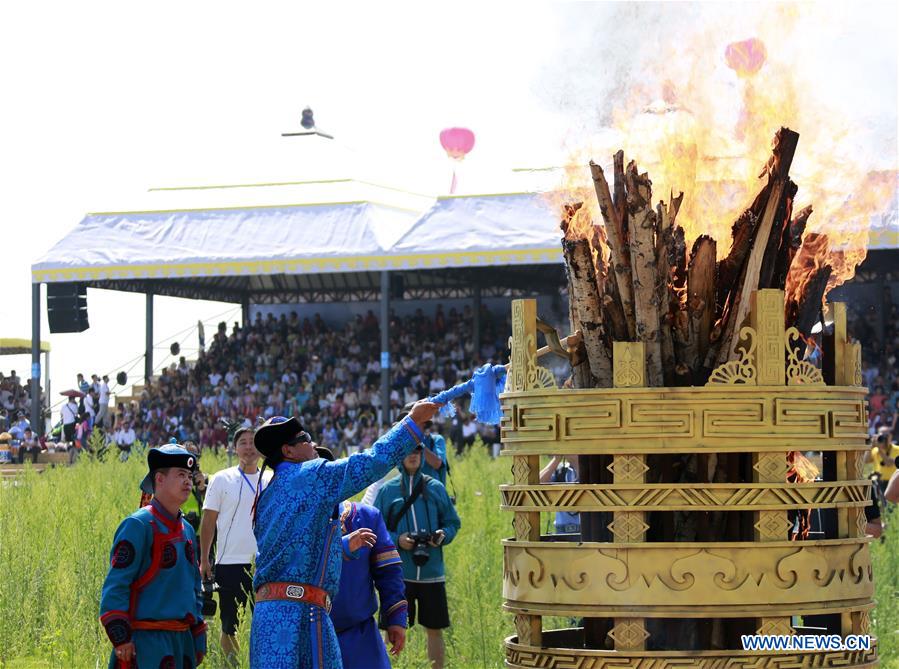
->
[0, 450, 896, 667]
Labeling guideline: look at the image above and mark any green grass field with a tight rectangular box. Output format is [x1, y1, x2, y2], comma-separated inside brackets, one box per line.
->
[0, 448, 896, 668]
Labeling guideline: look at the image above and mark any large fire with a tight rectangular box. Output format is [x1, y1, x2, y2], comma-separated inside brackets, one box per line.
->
[549, 4, 897, 306]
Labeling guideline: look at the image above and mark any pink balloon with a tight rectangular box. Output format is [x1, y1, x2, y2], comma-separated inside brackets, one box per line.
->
[725, 38, 767, 78]
[440, 127, 475, 160]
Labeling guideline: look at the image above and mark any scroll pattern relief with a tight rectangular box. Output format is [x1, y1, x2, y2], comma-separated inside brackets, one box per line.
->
[507, 300, 557, 392]
[500, 482, 870, 511]
[785, 327, 825, 385]
[752, 289, 786, 386]
[502, 392, 867, 453]
[707, 327, 757, 385]
[503, 542, 874, 607]
[505, 645, 878, 669]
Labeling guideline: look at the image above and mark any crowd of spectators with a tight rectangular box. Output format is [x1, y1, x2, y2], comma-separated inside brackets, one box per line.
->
[0, 370, 36, 433]
[103, 304, 511, 457]
[851, 300, 899, 439]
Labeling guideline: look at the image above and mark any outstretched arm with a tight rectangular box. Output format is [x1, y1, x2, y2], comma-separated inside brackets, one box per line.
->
[317, 402, 440, 503]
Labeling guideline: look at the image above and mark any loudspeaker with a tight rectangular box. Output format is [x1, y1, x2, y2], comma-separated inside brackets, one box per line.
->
[389, 274, 405, 300]
[47, 283, 90, 333]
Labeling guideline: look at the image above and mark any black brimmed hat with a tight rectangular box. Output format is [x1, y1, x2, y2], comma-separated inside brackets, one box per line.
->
[254, 416, 334, 462]
[139, 445, 196, 494]
[254, 416, 304, 458]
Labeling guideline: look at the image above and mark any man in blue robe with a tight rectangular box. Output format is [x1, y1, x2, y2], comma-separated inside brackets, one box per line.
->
[331, 502, 407, 669]
[249, 400, 439, 669]
[99, 445, 208, 669]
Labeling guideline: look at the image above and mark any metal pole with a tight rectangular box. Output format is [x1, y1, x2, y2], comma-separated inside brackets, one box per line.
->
[380, 271, 391, 428]
[241, 294, 250, 328]
[31, 283, 42, 436]
[145, 290, 154, 384]
[43, 351, 50, 417]
[473, 282, 482, 362]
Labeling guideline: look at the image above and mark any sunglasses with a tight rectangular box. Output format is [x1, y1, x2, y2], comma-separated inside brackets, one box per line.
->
[287, 432, 312, 446]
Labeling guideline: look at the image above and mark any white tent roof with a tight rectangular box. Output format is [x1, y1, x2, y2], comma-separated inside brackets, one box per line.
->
[384, 193, 561, 270]
[31, 199, 425, 283]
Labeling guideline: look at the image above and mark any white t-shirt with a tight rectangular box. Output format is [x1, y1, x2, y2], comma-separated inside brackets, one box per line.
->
[61, 401, 78, 425]
[203, 466, 272, 565]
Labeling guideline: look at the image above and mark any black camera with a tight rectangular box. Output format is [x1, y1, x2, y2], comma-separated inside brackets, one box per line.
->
[201, 576, 218, 617]
[408, 530, 433, 566]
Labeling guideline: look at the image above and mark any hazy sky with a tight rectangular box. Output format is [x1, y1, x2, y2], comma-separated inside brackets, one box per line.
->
[1, 2, 896, 422]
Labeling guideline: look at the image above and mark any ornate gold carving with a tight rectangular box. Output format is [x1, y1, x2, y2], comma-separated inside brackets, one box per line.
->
[508, 300, 533, 393]
[607, 619, 649, 650]
[512, 457, 531, 484]
[607, 513, 648, 543]
[849, 508, 866, 538]
[613, 342, 645, 388]
[508, 299, 558, 392]
[846, 341, 863, 387]
[707, 327, 757, 385]
[505, 640, 877, 668]
[607, 456, 649, 483]
[785, 327, 825, 385]
[500, 297, 876, 664]
[752, 289, 786, 386]
[503, 540, 874, 609]
[500, 482, 870, 512]
[514, 614, 540, 646]
[754, 512, 792, 541]
[500, 387, 868, 455]
[852, 610, 870, 636]
[512, 513, 532, 541]
[534, 366, 557, 390]
[754, 453, 789, 482]
[850, 451, 866, 480]
[756, 618, 794, 636]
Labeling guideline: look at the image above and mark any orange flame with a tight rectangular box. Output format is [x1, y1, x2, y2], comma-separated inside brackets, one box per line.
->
[549, 4, 896, 303]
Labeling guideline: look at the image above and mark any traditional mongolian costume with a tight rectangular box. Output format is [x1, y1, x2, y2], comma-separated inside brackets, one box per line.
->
[249, 415, 424, 669]
[99, 446, 208, 669]
[331, 502, 407, 669]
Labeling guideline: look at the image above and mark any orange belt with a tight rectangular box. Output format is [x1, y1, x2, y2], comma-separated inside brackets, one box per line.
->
[131, 619, 191, 632]
[256, 582, 332, 613]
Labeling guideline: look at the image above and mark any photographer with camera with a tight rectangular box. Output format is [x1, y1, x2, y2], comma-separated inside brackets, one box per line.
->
[199, 426, 270, 662]
[374, 443, 460, 669]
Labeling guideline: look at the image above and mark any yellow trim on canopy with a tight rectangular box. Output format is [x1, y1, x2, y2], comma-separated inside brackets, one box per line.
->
[0, 339, 51, 355]
[31, 248, 563, 283]
[87, 199, 424, 217]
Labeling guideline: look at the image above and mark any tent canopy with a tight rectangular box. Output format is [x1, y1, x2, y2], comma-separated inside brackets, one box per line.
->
[0, 339, 50, 355]
[31, 184, 568, 302]
[387, 193, 561, 270]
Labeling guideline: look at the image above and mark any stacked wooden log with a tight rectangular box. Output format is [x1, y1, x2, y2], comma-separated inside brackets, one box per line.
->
[561, 127, 831, 388]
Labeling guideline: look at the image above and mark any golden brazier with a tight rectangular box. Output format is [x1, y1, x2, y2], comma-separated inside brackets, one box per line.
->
[499, 292, 876, 668]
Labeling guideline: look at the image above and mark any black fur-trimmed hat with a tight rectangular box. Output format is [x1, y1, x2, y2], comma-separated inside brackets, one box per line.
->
[139, 445, 196, 494]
